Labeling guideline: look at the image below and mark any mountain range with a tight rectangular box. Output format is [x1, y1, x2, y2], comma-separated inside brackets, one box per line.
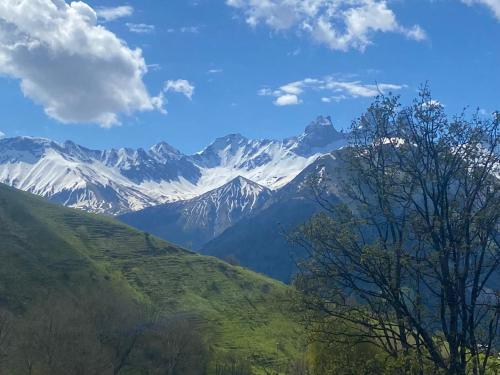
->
[0, 115, 348, 282]
[119, 145, 347, 282]
[0, 116, 347, 215]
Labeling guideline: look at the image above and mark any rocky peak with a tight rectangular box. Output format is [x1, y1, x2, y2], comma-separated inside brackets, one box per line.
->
[150, 141, 183, 161]
[292, 115, 347, 156]
[304, 115, 334, 134]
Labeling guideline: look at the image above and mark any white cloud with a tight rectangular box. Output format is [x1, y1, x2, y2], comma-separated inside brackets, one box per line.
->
[0, 131, 5, 138]
[274, 94, 301, 106]
[152, 79, 195, 114]
[462, 0, 500, 20]
[226, 0, 426, 51]
[0, 0, 164, 128]
[404, 25, 427, 41]
[96, 5, 133, 21]
[164, 80, 195, 100]
[208, 68, 224, 74]
[126, 23, 155, 33]
[259, 75, 406, 105]
[280, 82, 304, 95]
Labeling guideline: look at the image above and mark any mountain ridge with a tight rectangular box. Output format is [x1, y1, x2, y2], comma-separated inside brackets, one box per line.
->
[0, 116, 348, 214]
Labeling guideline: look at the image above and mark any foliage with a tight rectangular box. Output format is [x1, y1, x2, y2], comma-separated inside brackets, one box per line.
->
[293, 87, 500, 374]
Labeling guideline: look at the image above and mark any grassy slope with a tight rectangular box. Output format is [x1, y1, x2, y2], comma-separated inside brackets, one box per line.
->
[0, 184, 302, 373]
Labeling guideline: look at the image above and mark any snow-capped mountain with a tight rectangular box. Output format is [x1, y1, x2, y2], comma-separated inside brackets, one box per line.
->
[0, 137, 199, 214]
[0, 116, 347, 214]
[202, 150, 346, 282]
[192, 116, 347, 189]
[119, 176, 273, 250]
[183, 176, 273, 234]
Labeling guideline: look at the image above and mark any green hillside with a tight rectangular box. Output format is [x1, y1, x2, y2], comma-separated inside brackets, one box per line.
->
[0, 183, 302, 373]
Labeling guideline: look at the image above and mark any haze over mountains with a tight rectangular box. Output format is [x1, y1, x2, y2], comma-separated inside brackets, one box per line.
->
[0, 116, 346, 215]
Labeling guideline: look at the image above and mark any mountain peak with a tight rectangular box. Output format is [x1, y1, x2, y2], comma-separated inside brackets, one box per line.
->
[180, 175, 273, 239]
[289, 115, 347, 156]
[304, 115, 334, 134]
[150, 141, 182, 161]
[229, 175, 255, 185]
[0, 137, 61, 166]
[209, 175, 270, 196]
[2, 136, 55, 146]
[212, 133, 247, 147]
[0, 136, 58, 156]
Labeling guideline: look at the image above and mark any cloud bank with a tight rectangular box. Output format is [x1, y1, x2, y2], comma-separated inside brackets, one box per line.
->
[226, 0, 426, 51]
[0, 0, 163, 127]
[259, 76, 406, 106]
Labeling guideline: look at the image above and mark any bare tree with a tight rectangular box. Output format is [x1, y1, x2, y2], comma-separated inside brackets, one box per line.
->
[14, 296, 111, 375]
[82, 289, 148, 375]
[2, 288, 212, 375]
[293, 88, 499, 375]
[137, 315, 208, 375]
[0, 307, 13, 372]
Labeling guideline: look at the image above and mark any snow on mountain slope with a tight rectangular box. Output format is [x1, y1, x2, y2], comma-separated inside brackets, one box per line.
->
[202, 150, 347, 282]
[192, 116, 348, 189]
[183, 176, 273, 234]
[119, 176, 273, 250]
[0, 116, 348, 214]
[0, 137, 199, 214]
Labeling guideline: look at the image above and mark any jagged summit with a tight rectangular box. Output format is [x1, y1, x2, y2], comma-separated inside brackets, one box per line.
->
[289, 115, 347, 156]
[304, 115, 335, 133]
[198, 133, 248, 152]
[227, 175, 259, 186]
[192, 133, 252, 168]
[150, 141, 183, 161]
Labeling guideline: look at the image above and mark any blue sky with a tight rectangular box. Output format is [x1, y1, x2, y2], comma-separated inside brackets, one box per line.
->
[0, 0, 498, 154]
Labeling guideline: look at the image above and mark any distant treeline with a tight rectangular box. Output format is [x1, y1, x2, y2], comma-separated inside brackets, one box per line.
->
[0, 289, 267, 375]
